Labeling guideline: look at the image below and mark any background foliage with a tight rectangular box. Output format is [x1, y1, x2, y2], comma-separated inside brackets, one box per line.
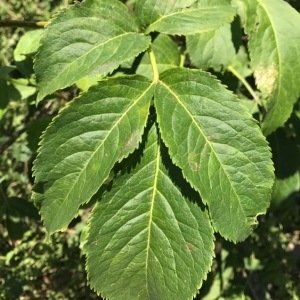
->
[0, 1, 97, 299]
[0, 0, 299, 299]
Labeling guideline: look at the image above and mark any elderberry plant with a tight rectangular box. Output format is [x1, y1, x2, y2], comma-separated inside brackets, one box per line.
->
[32, 0, 300, 298]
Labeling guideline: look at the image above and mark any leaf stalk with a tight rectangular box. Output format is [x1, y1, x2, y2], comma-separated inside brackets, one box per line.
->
[227, 65, 261, 106]
[147, 46, 159, 83]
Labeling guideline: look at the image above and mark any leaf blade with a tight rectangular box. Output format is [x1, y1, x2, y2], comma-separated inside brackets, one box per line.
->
[237, 0, 300, 135]
[187, 23, 236, 71]
[155, 68, 274, 242]
[85, 125, 214, 300]
[35, 0, 151, 101]
[135, 0, 197, 28]
[145, 6, 236, 35]
[33, 75, 154, 233]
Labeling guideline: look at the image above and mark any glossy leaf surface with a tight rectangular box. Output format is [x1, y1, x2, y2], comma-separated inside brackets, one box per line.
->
[85, 125, 214, 300]
[35, 0, 150, 101]
[238, 0, 300, 135]
[155, 68, 274, 242]
[144, 5, 236, 35]
[33, 75, 154, 233]
[30, 1, 278, 297]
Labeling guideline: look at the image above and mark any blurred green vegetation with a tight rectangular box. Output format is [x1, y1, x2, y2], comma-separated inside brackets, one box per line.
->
[0, 1, 98, 299]
[0, 0, 70, 65]
[0, 0, 299, 299]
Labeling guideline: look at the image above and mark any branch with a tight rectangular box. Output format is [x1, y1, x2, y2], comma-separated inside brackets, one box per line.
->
[0, 20, 48, 28]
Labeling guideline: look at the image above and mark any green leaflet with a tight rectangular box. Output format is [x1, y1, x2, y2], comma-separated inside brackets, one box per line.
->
[237, 0, 300, 135]
[155, 68, 274, 242]
[29, 0, 280, 297]
[136, 34, 181, 79]
[85, 124, 214, 300]
[14, 29, 43, 78]
[32, 75, 154, 233]
[135, 0, 197, 28]
[34, 0, 151, 101]
[145, 5, 236, 35]
[272, 173, 300, 206]
[187, 23, 236, 71]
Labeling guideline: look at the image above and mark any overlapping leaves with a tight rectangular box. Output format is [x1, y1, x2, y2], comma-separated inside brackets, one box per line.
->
[144, 4, 236, 35]
[32, 0, 277, 299]
[35, 0, 151, 101]
[135, 0, 198, 28]
[155, 68, 273, 241]
[136, 34, 181, 79]
[33, 76, 154, 233]
[235, 0, 300, 135]
[85, 125, 214, 300]
[187, 23, 236, 71]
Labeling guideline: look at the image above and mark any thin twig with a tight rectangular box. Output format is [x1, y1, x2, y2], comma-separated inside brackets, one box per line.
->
[0, 20, 47, 28]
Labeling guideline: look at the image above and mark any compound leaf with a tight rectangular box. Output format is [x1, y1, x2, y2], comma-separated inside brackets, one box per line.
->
[33, 75, 154, 233]
[237, 0, 300, 135]
[35, 0, 150, 101]
[85, 124, 214, 300]
[155, 68, 274, 242]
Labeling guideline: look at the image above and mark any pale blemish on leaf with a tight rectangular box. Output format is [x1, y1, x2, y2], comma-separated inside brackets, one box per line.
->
[254, 63, 278, 96]
[186, 243, 193, 251]
[118, 131, 140, 159]
[188, 152, 200, 171]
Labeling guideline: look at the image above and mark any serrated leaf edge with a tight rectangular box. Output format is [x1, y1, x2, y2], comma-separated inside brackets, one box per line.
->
[145, 6, 236, 34]
[156, 68, 274, 241]
[33, 78, 155, 233]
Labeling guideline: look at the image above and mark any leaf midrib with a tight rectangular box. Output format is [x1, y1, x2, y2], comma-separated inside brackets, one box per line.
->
[159, 80, 245, 218]
[145, 138, 160, 298]
[47, 81, 155, 233]
[45, 31, 144, 93]
[146, 6, 232, 32]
